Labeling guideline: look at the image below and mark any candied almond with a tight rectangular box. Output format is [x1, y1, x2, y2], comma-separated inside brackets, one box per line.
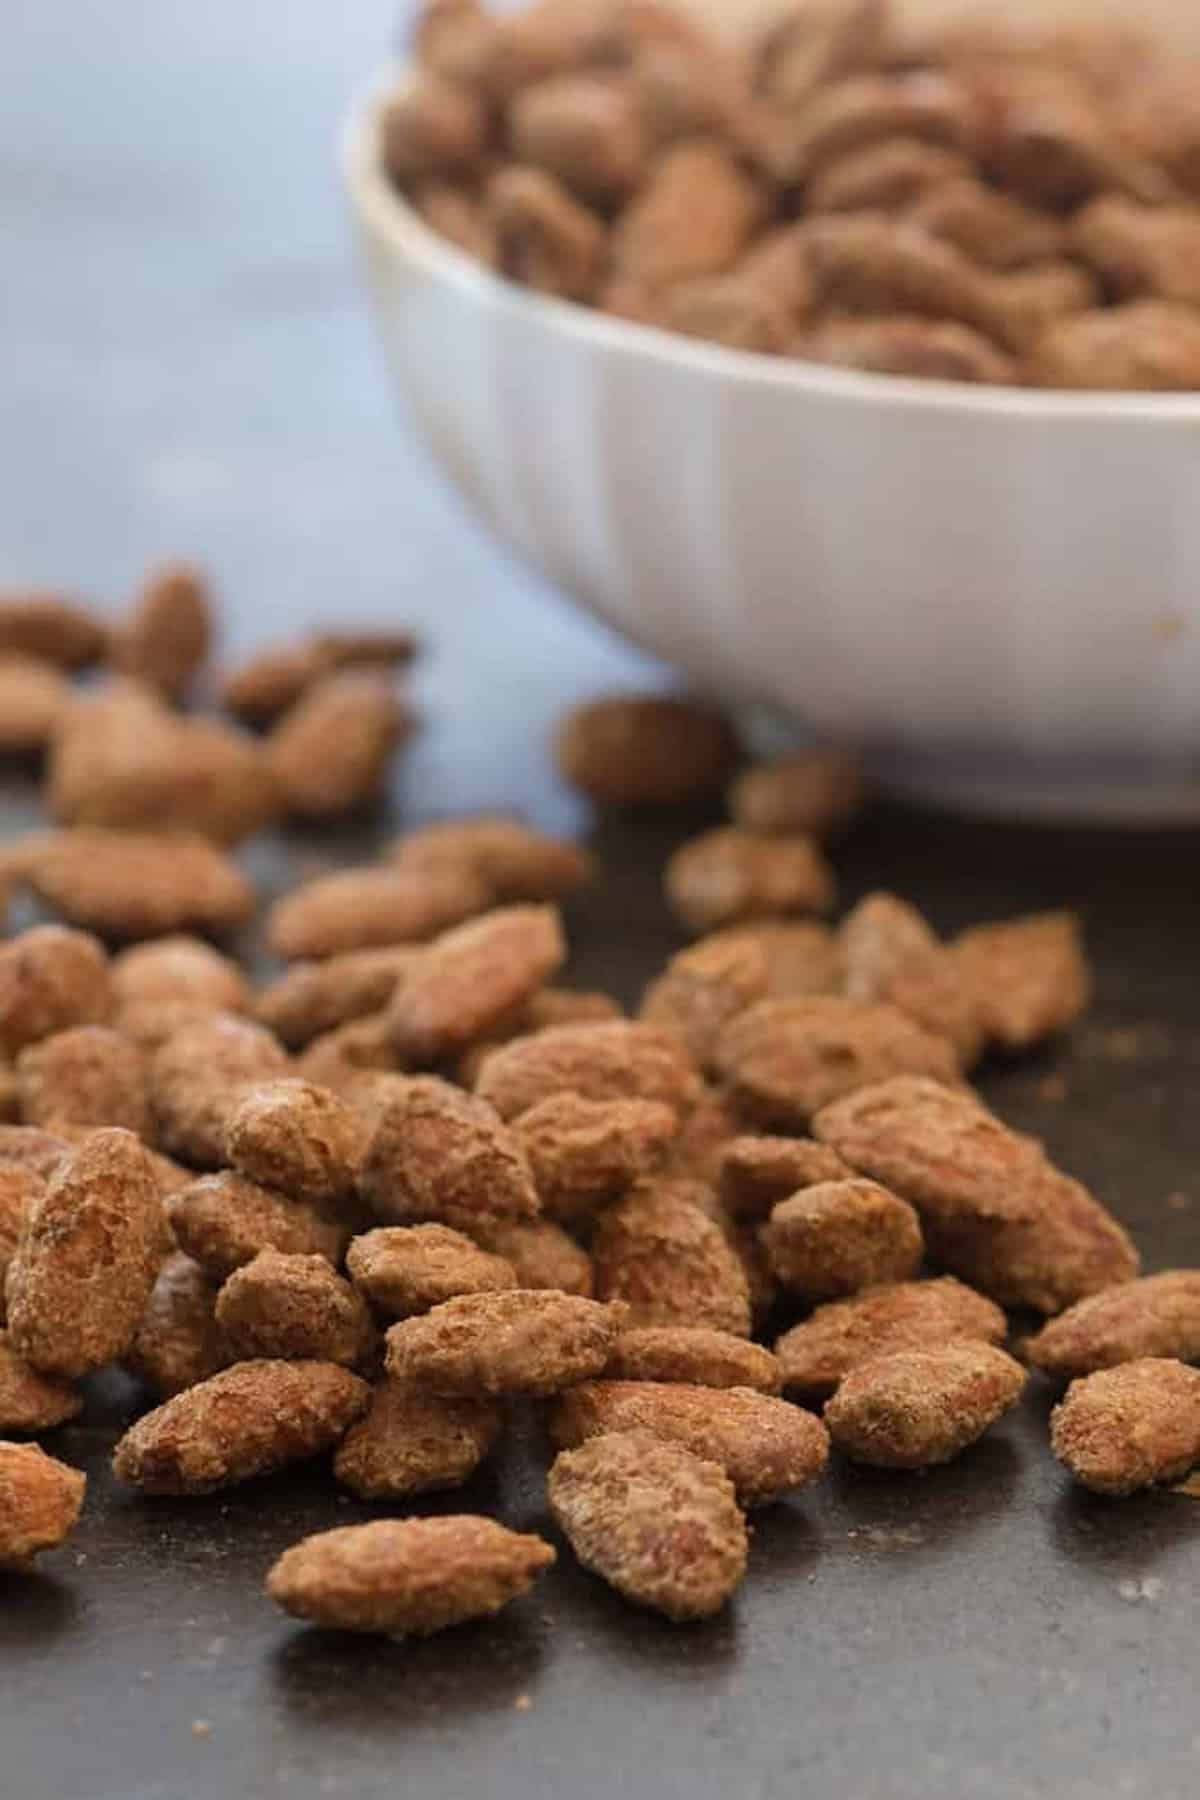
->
[719, 1133, 851, 1220]
[591, 1182, 751, 1336]
[510, 72, 648, 204]
[389, 814, 592, 904]
[387, 904, 566, 1065]
[949, 911, 1089, 1050]
[111, 936, 249, 1014]
[113, 1359, 368, 1495]
[224, 1078, 366, 1209]
[551, 1379, 829, 1507]
[756, 0, 887, 108]
[0, 1332, 82, 1434]
[381, 72, 489, 183]
[0, 926, 111, 1059]
[471, 1216, 594, 1297]
[1028, 300, 1200, 390]
[16, 1026, 150, 1139]
[1023, 1271, 1200, 1380]
[605, 1325, 781, 1393]
[825, 1342, 1026, 1468]
[265, 671, 412, 820]
[255, 948, 416, 1049]
[0, 1442, 86, 1568]
[838, 891, 982, 1065]
[215, 1250, 376, 1368]
[488, 166, 606, 302]
[556, 692, 738, 807]
[414, 179, 500, 264]
[0, 594, 105, 669]
[0, 1167, 43, 1321]
[760, 1177, 923, 1301]
[358, 1075, 538, 1232]
[548, 1430, 747, 1619]
[347, 1223, 516, 1319]
[334, 1381, 503, 1500]
[267, 1516, 554, 1637]
[514, 1092, 677, 1223]
[728, 750, 865, 838]
[714, 996, 958, 1129]
[702, 920, 843, 999]
[112, 561, 212, 700]
[475, 1019, 700, 1122]
[126, 1253, 228, 1398]
[813, 1076, 1137, 1312]
[6, 1129, 164, 1379]
[802, 314, 1019, 384]
[0, 656, 72, 757]
[1050, 1358, 1200, 1495]
[661, 1083, 741, 1184]
[150, 1013, 289, 1168]
[807, 136, 970, 212]
[267, 863, 488, 960]
[910, 176, 1065, 270]
[666, 827, 836, 935]
[296, 1013, 399, 1093]
[775, 1274, 1007, 1401]
[385, 1289, 624, 1396]
[27, 829, 255, 940]
[168, 1172, 347, 1283]
[0, 1128, 71, 1181]
[611, 140, 765, 293]
[640, 932, 768, 1070]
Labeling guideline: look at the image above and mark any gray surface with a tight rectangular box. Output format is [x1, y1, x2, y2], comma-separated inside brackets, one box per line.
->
[3, 7, 1200, 1800]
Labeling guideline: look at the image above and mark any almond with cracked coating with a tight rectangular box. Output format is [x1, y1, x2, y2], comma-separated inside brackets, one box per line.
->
[334, 1380, 503, 1500]
[0, 926, 111, 1059]
[604, 1325, 781, 1393]
[347, 1223, 516, 1319]
[591, 1182, 751, 1336]
[1051, 1358, 1200, 1495]
[6, 1129, 164, 1378]
[548, 1430, 747, 1619]
[715, 997, 959, 1130]
[760, 1177, 923, 1301]
[150, 1013, 289, 1168]
[0, 1332, 82, 1433]
[267, 1516, 555, 1636]
[216, 1251, 376, 1368]
[552, 1380, 828, 1507]
[0, 1167, 43, 1323]
[838, 892, 982, 1066]
[224, 1078, 366, 1210]
[385, 1289, 624, 1397]
[825, 1343, 1026, 1468]
[126, 1253, 229, 1397]
[514, 1092, 678, 1223]
[358, 1075, 538, 1232]
[1024, 1272, 1200, 1379]
[113, 1359, 368, 1494]
[0, 1441, 86, 1568]
[387, 905, 566, 1065]
[475, 1020, 700, 1122]
[775, 1275, 1007, 1401]
[168, 1172, 347, 1283]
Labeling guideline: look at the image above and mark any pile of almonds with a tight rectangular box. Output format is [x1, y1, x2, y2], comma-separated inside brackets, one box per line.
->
[382, 0, 1200, 389]
[1, 592, 1196, 1640]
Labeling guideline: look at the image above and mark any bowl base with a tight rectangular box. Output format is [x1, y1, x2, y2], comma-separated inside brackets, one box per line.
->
[874, 754, 1200, 826]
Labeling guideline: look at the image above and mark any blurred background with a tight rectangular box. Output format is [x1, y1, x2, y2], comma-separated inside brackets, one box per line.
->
[2, 0, 657, 833]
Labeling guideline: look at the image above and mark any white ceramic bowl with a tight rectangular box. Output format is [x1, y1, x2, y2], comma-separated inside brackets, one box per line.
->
[344, 0, 1200, 821]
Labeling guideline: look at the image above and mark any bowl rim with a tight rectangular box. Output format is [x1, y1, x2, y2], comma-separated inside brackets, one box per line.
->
[342, 66, 1200, 426]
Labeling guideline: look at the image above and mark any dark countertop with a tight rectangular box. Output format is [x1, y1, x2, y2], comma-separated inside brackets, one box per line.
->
[3, 7, 1200, 1799]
